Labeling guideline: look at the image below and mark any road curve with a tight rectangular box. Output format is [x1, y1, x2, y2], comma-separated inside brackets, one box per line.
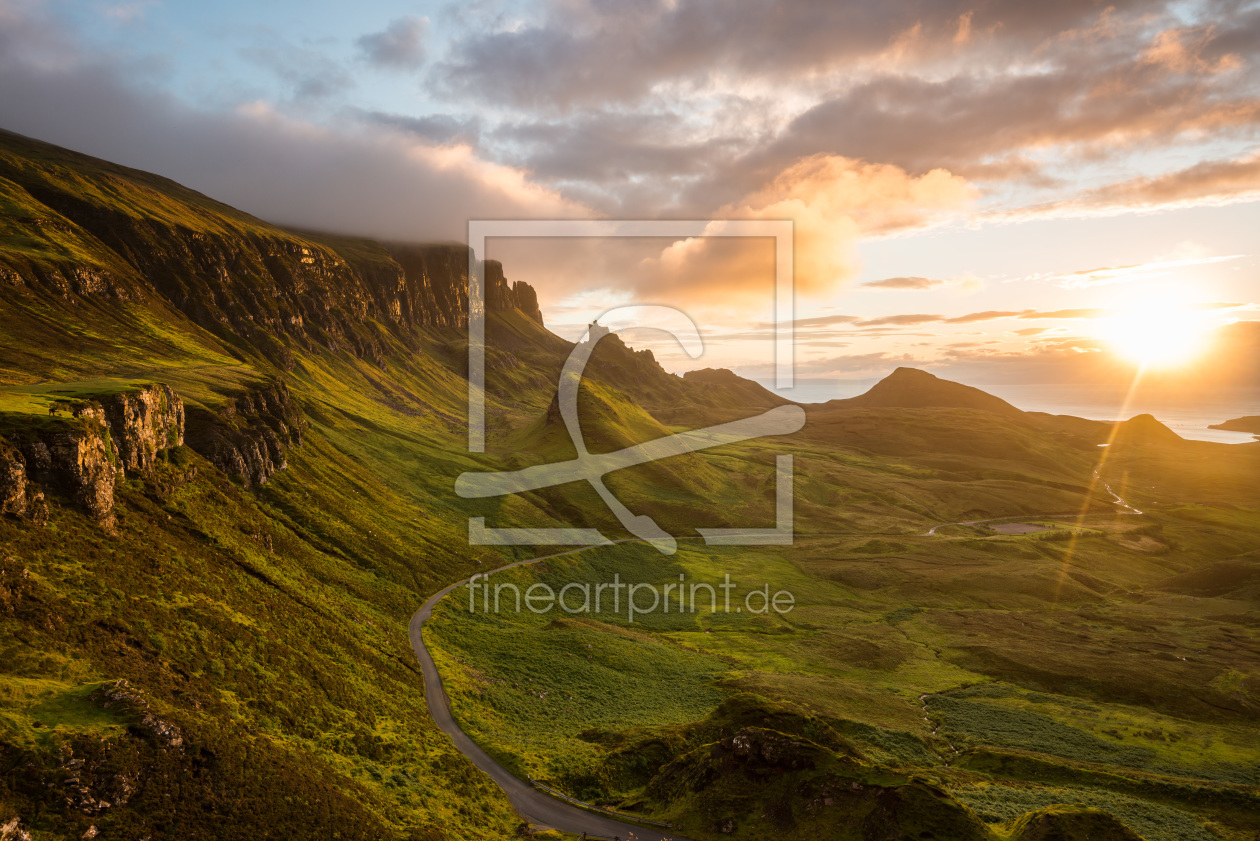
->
[409, 541, 695, 840]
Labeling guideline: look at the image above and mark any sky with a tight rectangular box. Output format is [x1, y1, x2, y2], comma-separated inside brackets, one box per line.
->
[1, 0, 1258, 393]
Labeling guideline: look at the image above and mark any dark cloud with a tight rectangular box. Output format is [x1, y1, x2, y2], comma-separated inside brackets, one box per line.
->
[755, 43, 1260, 187]
[355, 109, 481, 145]
[432, 0, 1159, 113]
[489, 110, 748, 213]
[357, 16, 429, 70]
[426, 0, 1260, 218]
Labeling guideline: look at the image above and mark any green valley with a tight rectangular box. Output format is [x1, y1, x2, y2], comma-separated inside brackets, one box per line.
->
[0, 127, 1257, 841]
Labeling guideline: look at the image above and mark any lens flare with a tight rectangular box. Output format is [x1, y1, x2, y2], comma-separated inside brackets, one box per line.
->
[1096, 298, 1214, 368]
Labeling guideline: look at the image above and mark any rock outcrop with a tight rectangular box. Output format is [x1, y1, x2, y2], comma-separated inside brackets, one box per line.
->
[0, 816, 32, 841]
[0, 438, 45, 522]
[39, 411, 117, 526]
[2, 419, 113, 526]
[484, 260, 543, 324]
[1, 384, 187, 526]
[97, 384, 184, 477]
[184, 379, 304, 487]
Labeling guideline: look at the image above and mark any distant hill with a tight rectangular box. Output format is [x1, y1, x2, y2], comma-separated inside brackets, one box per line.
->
[1028, 411, 1184, 447]
[578, 336, 790, 426]
[819, 367, 1023, 416]
[1211, 416, 1260, 435]
[1112, 413, 1183, 445]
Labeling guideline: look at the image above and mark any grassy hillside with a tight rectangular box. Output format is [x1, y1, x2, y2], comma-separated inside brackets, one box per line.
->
[0, 129, 1257, 841]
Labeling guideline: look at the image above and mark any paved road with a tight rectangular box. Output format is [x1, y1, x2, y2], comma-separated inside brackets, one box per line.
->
[408, 541, 696, 840]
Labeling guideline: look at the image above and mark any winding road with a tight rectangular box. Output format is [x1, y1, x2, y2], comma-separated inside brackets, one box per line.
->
[408, 541, 696, 840]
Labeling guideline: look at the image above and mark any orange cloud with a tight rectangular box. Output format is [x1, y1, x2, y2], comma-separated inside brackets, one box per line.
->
[1142, 26, 1241, 76]
[640, 154, 974, 302]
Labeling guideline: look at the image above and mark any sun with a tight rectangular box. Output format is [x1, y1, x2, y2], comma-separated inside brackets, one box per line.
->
[1096, 298, 1214, 368]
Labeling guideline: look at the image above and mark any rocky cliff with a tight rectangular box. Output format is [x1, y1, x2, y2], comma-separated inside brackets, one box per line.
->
[1, 410, 117, 527]
[183, 379, 304, 488]
[98, 385, 185, 477]
[0, 129, 543, 369]
[0, 384, 193, 526]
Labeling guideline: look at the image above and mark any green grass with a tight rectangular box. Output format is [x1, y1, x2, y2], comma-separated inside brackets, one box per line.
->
[955, 784, 1219, 841]
[1, 127, 1258, 841]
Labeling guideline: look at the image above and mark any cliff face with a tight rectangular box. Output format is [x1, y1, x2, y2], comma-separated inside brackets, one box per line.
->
[0, 437, 45, 523]
[183, 379, 304, 488]
[98, 385, 185, 477]
[0, 379, 303, 524]
[0, 130, 543, 368]
[0, 384, 194, 527]
[1, 412, 116, 527]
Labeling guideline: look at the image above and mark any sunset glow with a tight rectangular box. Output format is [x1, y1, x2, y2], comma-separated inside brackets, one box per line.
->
[1096, 296, 1215, 369]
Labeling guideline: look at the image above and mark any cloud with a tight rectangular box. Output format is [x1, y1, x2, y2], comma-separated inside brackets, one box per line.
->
[861, 276, 945, 290]
[1142, 25, 1242, 76]
[420, 0, 1260, 222]
[1035, 256, 1241, 288]
[0, 5, 587, 244]
[355, 109, 481, 145]
[357, 16, 429, 71]
[857, 313, 943, 327]
[638, 154, 973, 301]
[102, 1, 158, 23]
[239, 42, 354, 102]
[1078, 153, 1260, 211]
[432, 1, 1177, 113]
[945, 310, 1024, 324]
[1019, 308, 1107, 319]
[787, 314, 862, 328]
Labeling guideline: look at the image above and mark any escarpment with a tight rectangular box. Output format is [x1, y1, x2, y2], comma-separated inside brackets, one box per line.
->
[0, 131, 543, 368]
[1, 384, 182, 526]
[183, 379, 304, 488]
[0, 408, 119, 527]
[0, 380, 302, 525]
[97, 384, 185, 475]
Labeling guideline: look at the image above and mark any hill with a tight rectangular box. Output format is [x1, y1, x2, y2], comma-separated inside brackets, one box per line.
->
[821, 367, 1024, 416]
[1211, 416, 1260, 436]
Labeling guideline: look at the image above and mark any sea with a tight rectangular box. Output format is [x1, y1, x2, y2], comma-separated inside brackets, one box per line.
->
[759, 379, 1260, 445]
